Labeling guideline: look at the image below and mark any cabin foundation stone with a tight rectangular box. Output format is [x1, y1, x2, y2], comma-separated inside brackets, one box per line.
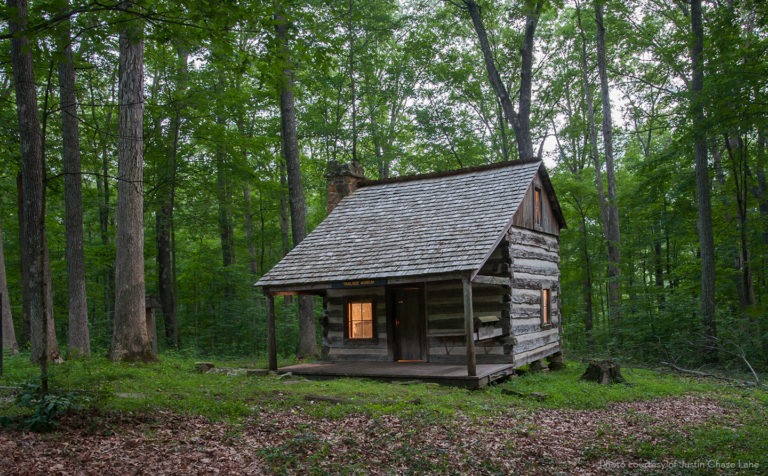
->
[547, 351, 565, 371]
[529, 359, 545, 372]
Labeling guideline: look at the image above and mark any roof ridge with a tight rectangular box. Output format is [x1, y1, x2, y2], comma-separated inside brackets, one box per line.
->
[359, 158, 541, 188]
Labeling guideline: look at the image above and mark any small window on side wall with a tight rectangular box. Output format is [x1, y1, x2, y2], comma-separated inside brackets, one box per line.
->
[534, 187, 542, 228]
[541, 288, 551, 326]
[347, 300, 374, 339]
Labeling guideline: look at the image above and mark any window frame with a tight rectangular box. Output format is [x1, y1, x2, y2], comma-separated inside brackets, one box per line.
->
[344, 297, 378, 342]
[541, 287, 552, 328]
[533, 186, 543, 228]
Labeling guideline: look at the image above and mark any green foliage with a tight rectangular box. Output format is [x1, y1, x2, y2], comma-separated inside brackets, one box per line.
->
[0, 382, 83, 432]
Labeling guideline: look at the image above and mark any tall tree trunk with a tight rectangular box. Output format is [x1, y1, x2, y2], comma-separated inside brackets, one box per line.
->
[58, 7, 90, 357]
[724, 134, 755, 310]
[8, 0, 47, 367]
[347, 0, 358, 162]
[90, 74, 116, 341]
[278, 162, 291, 258]
[110, 0, 154, 362]
[595, 1, 622, 336]
[42, 233, 61, 362]
[275, 7, 318, 358]
[157, 47, 187, 349]
[464, 0, 540, 160]
[578, 206, 595, 352]
[690, 0, 717, 363]
[0, 224, 19, 354]
[215, 116, 236, 269]
[244, 186, 258, 276]
[577, 3, 621, 342]
[16, 174, 30, 346]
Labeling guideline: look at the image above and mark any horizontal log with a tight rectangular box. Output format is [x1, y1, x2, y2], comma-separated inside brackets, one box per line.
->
[326, 353, 391, 362]
[327, 288, 386, 298]
[513, 342, 561, 367]
[511, 294, 542, 306]
[512, 248, 560, 263]
[428, 285, 504, 299]
[512, 276, 558, 291]
[473, 275, 511, 286]
[510, 323, 545, 334]
[514, 257, 559, 272]
[513, 332, 561, 355]
[515, 327, 560, 343]
[508, 228, 559, 251]
[429, 301, 507, 315]
[326, 346, 389, 355]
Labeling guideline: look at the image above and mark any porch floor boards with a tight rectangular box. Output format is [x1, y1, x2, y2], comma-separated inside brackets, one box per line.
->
[278, 361, 515, 389]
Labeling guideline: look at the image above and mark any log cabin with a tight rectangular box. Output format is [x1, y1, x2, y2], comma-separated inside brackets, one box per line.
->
[256, 159, 566, 387]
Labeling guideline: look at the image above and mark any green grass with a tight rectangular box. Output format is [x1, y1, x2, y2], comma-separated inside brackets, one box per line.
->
[0, 354, 751, 420]
[1, 353, 766, 472]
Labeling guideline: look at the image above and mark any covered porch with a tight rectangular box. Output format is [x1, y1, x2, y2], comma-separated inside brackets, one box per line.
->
[278, 360, 515, 389]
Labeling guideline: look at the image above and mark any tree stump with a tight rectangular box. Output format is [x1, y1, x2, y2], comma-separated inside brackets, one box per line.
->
[580, 360, 625, 384]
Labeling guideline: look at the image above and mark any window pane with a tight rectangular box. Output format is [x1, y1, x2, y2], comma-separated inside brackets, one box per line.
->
[348, 301, 373, 339]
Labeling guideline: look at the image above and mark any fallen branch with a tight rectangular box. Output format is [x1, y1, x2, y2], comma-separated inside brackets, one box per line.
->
[660, 361, 765, 388]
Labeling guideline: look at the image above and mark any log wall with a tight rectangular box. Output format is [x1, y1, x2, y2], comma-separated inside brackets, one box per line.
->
[508, 226, 562, 366]
[425, 280, 510, 364]
[323, 287, 390, 361]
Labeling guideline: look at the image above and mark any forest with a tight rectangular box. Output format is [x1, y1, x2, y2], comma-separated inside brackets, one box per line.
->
[1, 0, 767, 376]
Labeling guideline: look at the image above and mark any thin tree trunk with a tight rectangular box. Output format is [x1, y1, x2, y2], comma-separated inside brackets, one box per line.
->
[90, 74, 116, 339]
[347, 0, 358, 162]
[110, 0, 154, 362]
[157, 47, 186, 349]
[278, 162, 291, 257]
[464, 0, 539, 160]
[215, 126, 236, 269]
[578, 206, 595, 351]
[244, 187, 258, 276]
[724, 134, 755, 310]
[595, 1, 622, 335]
[577, 4, 619, 341]
[0, 224, 19, 354]
[58, 7, 90, 357]
[42, 232, 61, 362]
[691, 0, 717, 363]
[9, 0, 47, 367]
[275, 6, 318, 358]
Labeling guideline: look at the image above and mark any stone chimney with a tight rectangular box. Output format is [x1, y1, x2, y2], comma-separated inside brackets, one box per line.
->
[326, 160, 366, 213]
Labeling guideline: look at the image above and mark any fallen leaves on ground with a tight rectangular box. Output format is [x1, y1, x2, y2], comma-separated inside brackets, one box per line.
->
[0, 395, 738, 475]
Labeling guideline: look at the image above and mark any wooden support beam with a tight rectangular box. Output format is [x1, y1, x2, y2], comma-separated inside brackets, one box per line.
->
[265, 292, 277, 371]
[472, 275, 510, 286]
[462, 276, 477, 377]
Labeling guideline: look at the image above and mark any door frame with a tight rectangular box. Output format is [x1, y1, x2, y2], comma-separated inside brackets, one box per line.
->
[387, 284, 427, 361]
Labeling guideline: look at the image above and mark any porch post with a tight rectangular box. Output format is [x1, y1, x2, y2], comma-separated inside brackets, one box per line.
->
[265, 291, 277, 371]
[462, 275, 477, 377]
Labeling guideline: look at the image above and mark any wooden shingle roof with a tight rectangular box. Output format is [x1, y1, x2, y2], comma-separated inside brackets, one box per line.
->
[257, 160, 547, 290]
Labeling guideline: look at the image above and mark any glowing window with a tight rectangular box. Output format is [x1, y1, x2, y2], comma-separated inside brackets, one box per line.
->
[347, 301, 374, 339]
[542, 288, 551, 325]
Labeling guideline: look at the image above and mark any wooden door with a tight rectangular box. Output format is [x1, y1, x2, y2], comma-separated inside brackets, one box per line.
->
[392, 287, 425, 361]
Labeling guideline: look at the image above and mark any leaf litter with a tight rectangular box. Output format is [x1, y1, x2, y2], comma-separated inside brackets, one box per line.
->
[0, 394, 739, 475]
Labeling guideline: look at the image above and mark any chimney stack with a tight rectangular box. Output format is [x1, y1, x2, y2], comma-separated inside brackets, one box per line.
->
[326, 160, 365, 213]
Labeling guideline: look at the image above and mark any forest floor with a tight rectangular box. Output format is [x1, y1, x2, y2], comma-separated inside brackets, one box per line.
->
[0, 355, 766, 475]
